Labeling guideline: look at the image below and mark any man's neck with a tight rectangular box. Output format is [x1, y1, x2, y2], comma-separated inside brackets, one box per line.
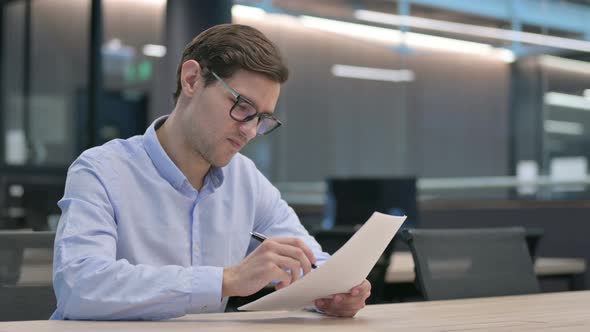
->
[156, 114, 210, 191]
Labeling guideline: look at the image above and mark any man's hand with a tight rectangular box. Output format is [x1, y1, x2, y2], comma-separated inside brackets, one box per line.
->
[314, 280, 371, 317]
[222, 237, 316, 297]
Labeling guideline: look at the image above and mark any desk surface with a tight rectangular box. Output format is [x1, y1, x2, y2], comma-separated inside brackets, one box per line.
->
[386, 252, 587, 283]
[1, 291, 589, 331]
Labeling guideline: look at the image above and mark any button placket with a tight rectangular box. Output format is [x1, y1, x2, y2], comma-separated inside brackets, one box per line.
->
[191, 194, 200, 266]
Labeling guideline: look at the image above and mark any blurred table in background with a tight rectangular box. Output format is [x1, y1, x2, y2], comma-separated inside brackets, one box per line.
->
[386, 251, 586, 290]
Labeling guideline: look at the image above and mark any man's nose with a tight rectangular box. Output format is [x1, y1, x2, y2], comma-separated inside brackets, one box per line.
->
[239, 119, 258, 140]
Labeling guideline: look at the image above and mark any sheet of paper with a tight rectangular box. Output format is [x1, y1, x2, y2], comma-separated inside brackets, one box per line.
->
[238, 212, 406, 311]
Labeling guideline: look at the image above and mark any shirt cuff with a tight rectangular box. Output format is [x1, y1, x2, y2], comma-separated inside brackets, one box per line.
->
[188, 266, 224, 313]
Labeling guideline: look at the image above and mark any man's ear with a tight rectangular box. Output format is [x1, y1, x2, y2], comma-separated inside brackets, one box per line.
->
[180, 60, 202, 98]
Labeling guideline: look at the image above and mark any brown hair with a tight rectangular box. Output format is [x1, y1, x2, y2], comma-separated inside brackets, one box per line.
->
[173, 24, 289, 105]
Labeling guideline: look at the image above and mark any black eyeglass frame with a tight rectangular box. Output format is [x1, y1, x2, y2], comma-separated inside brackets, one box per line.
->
[211, 71, 282, 136]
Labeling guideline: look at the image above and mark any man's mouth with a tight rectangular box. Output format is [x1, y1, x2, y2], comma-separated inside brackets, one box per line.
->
[228, 138, 245, 150]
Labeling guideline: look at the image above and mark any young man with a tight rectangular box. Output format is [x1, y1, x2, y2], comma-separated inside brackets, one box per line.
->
[51, 24, 370, 320]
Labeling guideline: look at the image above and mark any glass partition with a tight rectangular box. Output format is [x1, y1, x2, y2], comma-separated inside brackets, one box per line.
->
[2, 1, 27, 165]
[1, 0, 90, 166]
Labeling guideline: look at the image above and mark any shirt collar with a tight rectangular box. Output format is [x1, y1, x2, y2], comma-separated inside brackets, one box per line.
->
[209, 164, 224, 188]
[142, 115, 225, 191]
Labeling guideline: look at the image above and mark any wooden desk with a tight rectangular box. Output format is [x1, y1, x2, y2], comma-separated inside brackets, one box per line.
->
[386, 252, 587, 284]
[0, 291, 589, 331]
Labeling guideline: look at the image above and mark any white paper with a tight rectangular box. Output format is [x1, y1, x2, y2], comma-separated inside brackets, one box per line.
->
[238, 212, 406, 311]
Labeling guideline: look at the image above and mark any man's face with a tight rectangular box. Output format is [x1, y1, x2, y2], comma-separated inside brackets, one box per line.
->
[181, 69, 281, 167]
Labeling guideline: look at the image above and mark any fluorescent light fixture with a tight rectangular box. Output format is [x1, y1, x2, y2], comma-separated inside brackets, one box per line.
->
[550, 157, 588, 182]
[232, 4, 266, 19]
[136, 0, 166, 4]
[300, 16, 401, 44]
[545, 92, 590, 111]
[544, 120, 584, 135]
[104, 38, 122, 51]
[331, 65, 415, 82]
[407, 31, 493, 53]
[405, 32, 514, 62]
[143, 44, 166, 57]
[539, 55, 590, 75]
[231, 5, 513, 62]
[356, 9, 590, 53]
[102, 38, 135, 58]
[299, 15, 513, 62]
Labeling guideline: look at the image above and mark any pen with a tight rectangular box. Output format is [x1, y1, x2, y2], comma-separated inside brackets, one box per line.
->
[250, 231, 318, 269]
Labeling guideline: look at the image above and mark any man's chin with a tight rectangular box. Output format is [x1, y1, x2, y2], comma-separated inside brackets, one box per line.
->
[211, 153, 237, 168]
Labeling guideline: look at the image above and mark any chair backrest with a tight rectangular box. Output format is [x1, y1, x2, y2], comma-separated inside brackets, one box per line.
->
[0, 231, 56, 320]
[524, 227, 544, 260]
[0, 285, 56, 321]
[0, 231, 55, 284]
[0, 231, 56, 250]
[401, 227, 540, 301]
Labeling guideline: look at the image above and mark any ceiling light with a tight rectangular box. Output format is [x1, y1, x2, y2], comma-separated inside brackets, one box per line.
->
[545, 92, 590, 111]
[102, 38, 135, 58]
[539, 56, 590, 75]
[544, 120, 584, 135]
[231, 5, 513, 62]
[300, 16, 401, 44]
[356, 9, 590, 53]
[331, 65, 415, 82]
[299, 16, 513, 62]
[232, 4, 266, 19]
[135, 0, 166, 4]
[142, 44, 166, 57]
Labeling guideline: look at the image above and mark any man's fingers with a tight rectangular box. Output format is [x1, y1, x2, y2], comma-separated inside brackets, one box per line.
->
[329, 294, 366, 308]
[314, 285, 370, 317]
[350, 280, 371, 296]
[271, 237, 316, 267]
[272, 239, 314, 273]
[272, 265, 292, 288]
[315, 298, 364, 317]
[262, 240, 312, 275]
[270, 253, 302, 284]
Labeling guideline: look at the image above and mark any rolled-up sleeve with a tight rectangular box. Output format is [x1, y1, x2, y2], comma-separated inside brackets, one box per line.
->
[52, 156, 223, 320]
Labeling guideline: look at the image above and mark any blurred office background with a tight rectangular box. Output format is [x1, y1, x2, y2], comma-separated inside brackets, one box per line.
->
[1, 0, 589, 316]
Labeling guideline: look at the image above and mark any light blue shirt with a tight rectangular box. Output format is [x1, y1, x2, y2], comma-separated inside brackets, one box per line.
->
[51, 116, 329, 320]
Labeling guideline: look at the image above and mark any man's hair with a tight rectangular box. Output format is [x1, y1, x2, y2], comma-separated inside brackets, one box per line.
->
[173, 24, 289, 105]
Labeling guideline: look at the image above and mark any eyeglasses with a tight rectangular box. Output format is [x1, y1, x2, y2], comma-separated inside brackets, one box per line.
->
[211, 71, 282, 136]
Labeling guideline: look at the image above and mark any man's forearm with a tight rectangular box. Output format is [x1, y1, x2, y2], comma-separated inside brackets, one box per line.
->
[53, 255, 223, 320]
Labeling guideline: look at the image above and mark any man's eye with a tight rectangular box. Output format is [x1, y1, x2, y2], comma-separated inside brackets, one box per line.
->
[238, 103, 255, 114]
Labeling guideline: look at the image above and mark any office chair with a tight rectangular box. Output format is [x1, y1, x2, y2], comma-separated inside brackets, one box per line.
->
[0, 231, 56, 321]
[401, 227, 540, 301]
[0, 231, 54, 285]
[524, 227, 544, 260]
[0, 285, 56, 321]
